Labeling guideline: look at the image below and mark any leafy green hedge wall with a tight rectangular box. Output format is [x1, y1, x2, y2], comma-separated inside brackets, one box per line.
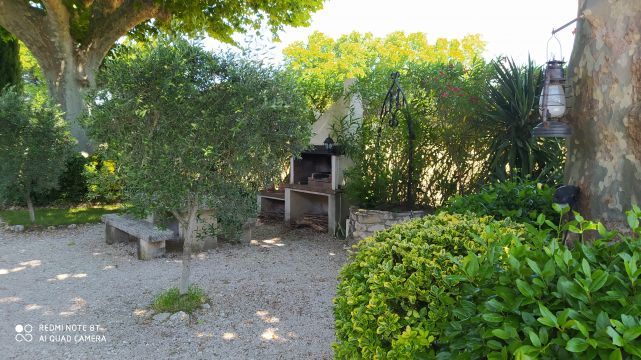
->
[443, 179, 556, 225]
[334, 212, 524, 358]
[334, 208, 641, 359]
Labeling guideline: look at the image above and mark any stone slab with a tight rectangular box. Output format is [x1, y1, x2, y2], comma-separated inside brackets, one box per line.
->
[102, 214, 177, 243]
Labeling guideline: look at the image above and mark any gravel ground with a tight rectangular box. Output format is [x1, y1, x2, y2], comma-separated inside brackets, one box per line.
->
[0, 222, 348, 359]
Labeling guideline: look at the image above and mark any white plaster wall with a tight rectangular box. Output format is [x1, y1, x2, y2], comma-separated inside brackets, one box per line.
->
[310, 78, 363, 145]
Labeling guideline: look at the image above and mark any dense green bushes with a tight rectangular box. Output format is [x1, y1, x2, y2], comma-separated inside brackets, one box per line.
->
[437, 207, 641, 359]
[34, 153, 89, 205]
[334, 208, 641, 359]
[479, 57, 565, 182]
[333, 212, 524, 358]
[83, 153, 123, 204]
[0, 152, 123, 206]
[444, 179, 556, 224]
[342, 61, 492, 210]
[0, 87, 74, 220]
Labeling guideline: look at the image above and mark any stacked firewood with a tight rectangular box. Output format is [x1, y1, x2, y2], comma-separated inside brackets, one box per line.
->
[293, 213, 328, 232]
[259, 209, 284, 222]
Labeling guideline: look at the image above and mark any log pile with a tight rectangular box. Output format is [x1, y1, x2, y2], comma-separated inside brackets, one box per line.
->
[259, 209, 284, 222]
[293, 213, 328, 232]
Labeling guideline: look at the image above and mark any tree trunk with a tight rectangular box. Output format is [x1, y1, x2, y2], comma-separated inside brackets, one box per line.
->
[0, 0, 161, 153]
[41, 51, 95, 152]
[565, 0, 641, 230]
[25, 191, 35, 224]
[176, 204, 199, 295]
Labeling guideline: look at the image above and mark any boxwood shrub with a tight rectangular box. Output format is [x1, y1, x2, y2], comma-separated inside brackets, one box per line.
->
[334, 207, 641, 359]
[333, 212, 524, 359]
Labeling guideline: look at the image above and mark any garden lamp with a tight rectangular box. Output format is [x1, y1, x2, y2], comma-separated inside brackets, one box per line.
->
[532, 18, 579, 139]
[324, 136, 335, 153]
[532, 59, 572, 138]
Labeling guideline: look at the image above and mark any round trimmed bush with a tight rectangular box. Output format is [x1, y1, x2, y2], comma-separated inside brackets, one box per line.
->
[333, 212, 524, 359]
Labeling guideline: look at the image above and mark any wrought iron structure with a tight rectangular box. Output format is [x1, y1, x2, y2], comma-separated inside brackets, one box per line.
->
[379, 71, 416, 210]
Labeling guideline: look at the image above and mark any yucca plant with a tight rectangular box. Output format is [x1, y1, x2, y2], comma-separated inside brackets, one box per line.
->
[480, 57, 564, 182]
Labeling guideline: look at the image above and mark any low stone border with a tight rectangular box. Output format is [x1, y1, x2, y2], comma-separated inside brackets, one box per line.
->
[347, 207, 425, 244]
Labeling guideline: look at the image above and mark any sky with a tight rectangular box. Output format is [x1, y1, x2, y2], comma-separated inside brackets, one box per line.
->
[204, 0, 579, 65]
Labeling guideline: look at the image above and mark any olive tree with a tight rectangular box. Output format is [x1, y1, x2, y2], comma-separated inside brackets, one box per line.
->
[0, 88, 74, 222]
[86, 39, 310, 294]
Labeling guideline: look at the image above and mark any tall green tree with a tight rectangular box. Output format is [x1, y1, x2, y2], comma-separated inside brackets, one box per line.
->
[86, 39, 310, 294]
[0, 0, 324, 150]
[0, 27, 20, 91]
[284, 31, 486, 114]
[0, 88, 74, 222]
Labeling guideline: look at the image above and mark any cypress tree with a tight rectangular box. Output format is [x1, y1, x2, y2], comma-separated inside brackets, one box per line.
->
[0, 27, 21, 91]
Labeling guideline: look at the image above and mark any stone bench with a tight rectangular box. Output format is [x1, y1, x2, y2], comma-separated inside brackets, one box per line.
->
[102, 214, 178, 260]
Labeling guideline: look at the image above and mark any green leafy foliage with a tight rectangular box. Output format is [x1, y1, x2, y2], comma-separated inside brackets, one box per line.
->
[152, 286, 208, 314]
[18, 42, 48, 107]
[85, 37, 310, 239]
[479, 57, 565, 183]
[284, 31, 486, 114]
[0, 87, 74, 217]
[0, 27, 20, 91]
[438, 207, 641, 359]
[32, 153, 89, 205]
[341, 60, 493, 210]
[334, 205, 641, 359]
[443, 179, 556, 224]
[83, 152, 123, 204]
[333, 212, 524, 358]
[25, 0, 324, 46]
[0, 153, 90, 206]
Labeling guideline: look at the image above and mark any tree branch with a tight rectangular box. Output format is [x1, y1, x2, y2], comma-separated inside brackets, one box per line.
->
[0, 0, 53, 67]
[40, 0, 76, 51]
[82, 0, 161, 71]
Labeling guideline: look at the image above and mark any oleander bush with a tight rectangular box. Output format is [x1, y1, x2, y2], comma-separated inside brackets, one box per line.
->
[444, 179, 556, 225]
[333, 212, 525, 359]
[334, 206, 641, 359]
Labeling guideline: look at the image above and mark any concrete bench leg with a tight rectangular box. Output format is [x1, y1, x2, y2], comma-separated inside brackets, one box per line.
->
[137, 238, 166, 260]
[105, 224, 131, 245]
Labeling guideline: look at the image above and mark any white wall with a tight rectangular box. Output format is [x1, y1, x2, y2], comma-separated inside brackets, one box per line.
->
[309, 78, 363, 145]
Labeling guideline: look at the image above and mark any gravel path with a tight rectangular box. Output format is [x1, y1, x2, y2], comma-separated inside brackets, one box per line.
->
[0, 223, 348, 359]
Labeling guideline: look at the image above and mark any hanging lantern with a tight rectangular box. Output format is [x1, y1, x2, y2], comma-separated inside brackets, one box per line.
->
[532, 59, 572, 138]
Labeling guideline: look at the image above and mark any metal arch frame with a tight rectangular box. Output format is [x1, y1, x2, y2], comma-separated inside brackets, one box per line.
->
[378, 71, 416, 211]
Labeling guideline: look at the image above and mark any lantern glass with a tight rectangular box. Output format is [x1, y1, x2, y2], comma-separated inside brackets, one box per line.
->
[539, 84, 566, 118]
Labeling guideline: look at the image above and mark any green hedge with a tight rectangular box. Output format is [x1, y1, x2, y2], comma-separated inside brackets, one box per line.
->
[333, 212, 524, 359]
[443, 179, 556, 225]
[334, 207, 641, 359]
[437, 206, 641, 359]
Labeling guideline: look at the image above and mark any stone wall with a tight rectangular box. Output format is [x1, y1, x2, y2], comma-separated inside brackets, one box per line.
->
[347, 207, 425, 244]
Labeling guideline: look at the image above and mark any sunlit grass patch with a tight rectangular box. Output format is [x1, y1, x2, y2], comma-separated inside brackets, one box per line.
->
[0, 204, 125, 228]
[152, 286, 208, 314]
